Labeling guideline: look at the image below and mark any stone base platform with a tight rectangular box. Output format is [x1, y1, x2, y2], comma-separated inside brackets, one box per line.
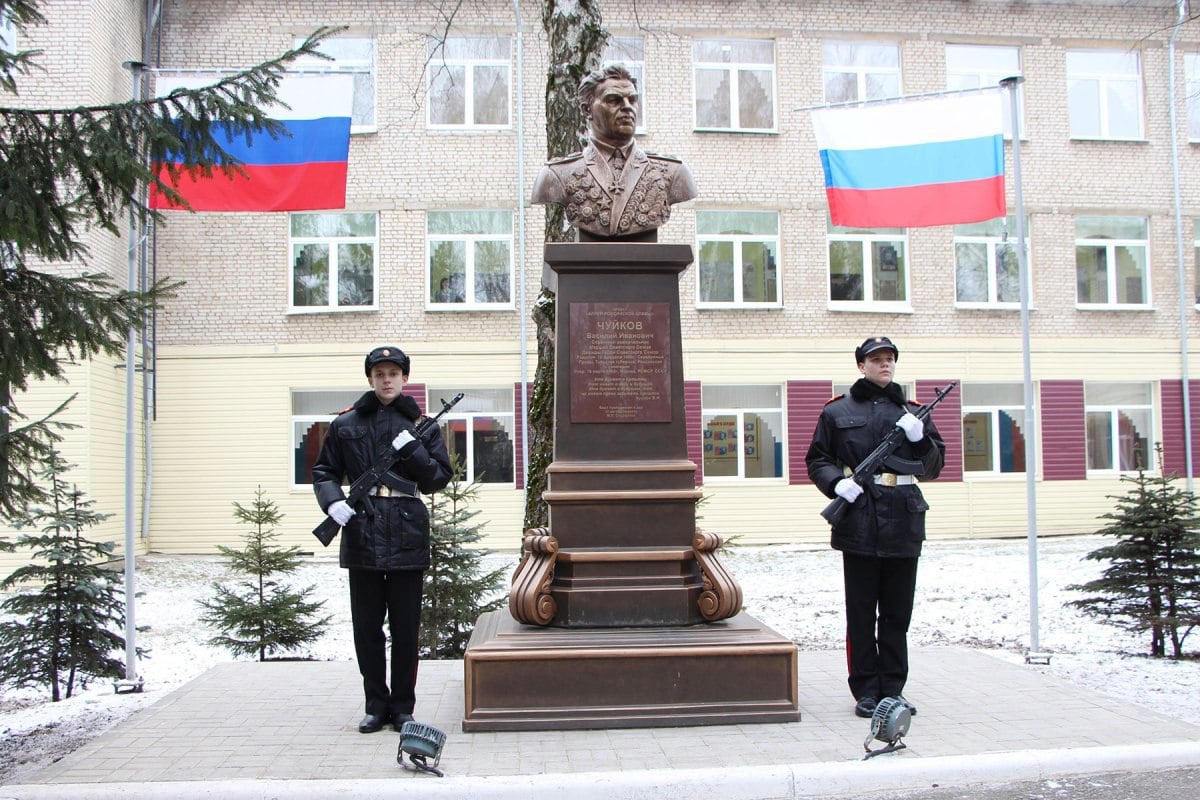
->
[462, 609, 800, 732]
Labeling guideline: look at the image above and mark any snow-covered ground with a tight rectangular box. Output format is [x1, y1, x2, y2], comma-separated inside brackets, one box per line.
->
[1, 534, 1197, 785]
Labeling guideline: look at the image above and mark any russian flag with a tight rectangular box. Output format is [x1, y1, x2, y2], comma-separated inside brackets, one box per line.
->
[811, 92, 1006, 228]
[149, 72, 354, 212]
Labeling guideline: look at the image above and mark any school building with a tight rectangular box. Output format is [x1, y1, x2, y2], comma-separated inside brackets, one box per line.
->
[5, 0, 1200, 572]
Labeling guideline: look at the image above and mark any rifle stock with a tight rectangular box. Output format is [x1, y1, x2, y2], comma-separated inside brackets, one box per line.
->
[819, 382, 957, 529]
[312, 392, 465, 547]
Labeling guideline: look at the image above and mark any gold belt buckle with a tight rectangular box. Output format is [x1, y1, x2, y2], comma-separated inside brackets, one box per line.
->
[376, 485, 393, 498]
[879, 473, 897, 488]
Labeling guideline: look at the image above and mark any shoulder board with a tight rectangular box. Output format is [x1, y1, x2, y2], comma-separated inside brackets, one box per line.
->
[546, 152, 583, 165]
[334, 404, 354, 415]
[908, 399, 921, 407]
[825, 394, 846, 406]
[645, 151, 683, 163]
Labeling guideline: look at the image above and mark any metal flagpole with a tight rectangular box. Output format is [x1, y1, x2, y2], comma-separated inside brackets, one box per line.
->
[1000, 76, 1048, 665]
[118, 60, 147, 692]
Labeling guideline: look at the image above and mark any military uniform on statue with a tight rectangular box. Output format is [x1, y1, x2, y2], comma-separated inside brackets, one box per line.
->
[531, 137, 696, 241]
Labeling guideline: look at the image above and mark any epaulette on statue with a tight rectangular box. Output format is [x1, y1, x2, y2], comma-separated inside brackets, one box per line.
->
[546, 152, 582, 165]
[825, 394, 845, 406]
[645, 151, 683, 162]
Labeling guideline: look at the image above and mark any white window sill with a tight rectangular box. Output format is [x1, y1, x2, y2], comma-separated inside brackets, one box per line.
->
[827, 301, 914, 314]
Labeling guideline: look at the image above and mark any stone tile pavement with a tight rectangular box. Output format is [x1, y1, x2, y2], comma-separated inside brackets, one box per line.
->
[3, 647, 1200, 799]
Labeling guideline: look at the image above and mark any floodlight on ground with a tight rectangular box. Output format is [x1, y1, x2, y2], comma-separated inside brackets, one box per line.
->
[862, 696, 911, 760]
[397, 721, 447, 777]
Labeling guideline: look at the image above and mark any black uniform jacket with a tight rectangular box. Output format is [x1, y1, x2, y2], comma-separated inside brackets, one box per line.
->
[312, 391, 453, 572]
[805, 379, 946, 558]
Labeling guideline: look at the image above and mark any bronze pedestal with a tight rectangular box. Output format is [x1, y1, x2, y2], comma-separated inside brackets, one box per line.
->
[462, 242, 799, 731]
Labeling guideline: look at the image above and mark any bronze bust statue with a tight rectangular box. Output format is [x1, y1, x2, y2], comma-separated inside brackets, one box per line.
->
[531, 64, 697, 241]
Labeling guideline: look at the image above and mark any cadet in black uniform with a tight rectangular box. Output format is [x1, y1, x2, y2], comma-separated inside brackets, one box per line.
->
[313, 346, 453, 733]
[805, 337, 946, 718]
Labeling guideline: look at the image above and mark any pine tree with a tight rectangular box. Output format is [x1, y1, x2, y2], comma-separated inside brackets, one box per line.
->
[0, 1, 338, 518]
[420, 463, 507, 659]
[0, 451, 136, 701]
[1068, 460, 1200, 658]
[199, 487, 330, 661]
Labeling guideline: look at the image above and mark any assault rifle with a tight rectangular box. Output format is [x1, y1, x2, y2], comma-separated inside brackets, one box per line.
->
[312, 392, 464, 547]
[820, 382, 956, 529]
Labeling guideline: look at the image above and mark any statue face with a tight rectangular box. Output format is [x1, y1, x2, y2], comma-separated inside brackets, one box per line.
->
[586, 78, 638, 147]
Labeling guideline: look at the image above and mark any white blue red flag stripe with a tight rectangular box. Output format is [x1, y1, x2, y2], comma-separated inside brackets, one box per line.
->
[150, 72, 354, 212]
[810, 92, 1006, 228]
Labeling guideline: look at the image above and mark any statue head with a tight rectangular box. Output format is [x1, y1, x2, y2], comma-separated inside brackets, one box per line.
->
[578, 64, 639, 148]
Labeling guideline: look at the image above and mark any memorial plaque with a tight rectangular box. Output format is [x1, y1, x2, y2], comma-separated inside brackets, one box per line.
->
[569, 301, 672, 423]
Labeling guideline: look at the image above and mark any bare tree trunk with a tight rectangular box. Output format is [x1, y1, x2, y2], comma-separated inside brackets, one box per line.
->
[523, 1, 607, 529]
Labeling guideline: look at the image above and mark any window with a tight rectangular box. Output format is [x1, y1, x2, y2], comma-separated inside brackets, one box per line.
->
[290, 213, 378, 311]
[961, 383, 1028, 474]
[1075, 216, 1149, 307]
[1, 10, 15, 53]
[1085, 382, 1153, 472]
[427, 36, 511, 128]
[946, 44, 1022, 138]
[1066, 49, 1143, 140]
[696, 211, 779, 307]
[827, 222, 908, 308]
[822, 41, 900, 104]
[294, 35, 376, 132]
[603, 36, 646, 133]
[701, 385, 783, 480]
[693, 38, 776, 132]
[1188, 54, 1200, 142]
[427, 211, 513, 307]
[292, 390, 361, 486]
[954, 216, 1028, 307]
[431, 388, 514, 484]
[1194, 218, 1200, 305]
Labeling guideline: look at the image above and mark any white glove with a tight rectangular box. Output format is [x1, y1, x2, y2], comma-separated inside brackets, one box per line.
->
[392, 429, 418, 455]
[896, 412, 924, 443]
[328, 500, 355, 526]
[834, 478, 864, 503]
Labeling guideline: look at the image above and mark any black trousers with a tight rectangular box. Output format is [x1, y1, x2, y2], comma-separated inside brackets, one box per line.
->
[841, 552, 919, 701]
[348, 568, 424, 719]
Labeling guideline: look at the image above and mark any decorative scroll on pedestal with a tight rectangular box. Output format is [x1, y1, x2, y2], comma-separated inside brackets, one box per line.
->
[693, 529, 743, 622]
[508, 527, 559, 626]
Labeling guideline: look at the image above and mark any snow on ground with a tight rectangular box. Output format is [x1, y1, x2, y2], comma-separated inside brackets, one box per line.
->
[1, 534, 1197, 785]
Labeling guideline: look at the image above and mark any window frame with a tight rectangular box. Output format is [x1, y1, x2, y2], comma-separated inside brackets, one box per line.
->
[961, 383, 1029, 476]
[1187, 53, 1200, 143]
[821, 40, 901, 104]
[695, 210, 781, 308]
[1193, 218, 1200, 307]
[1084, 382, 1155, 474]
[953, 216, 1031, 309]
[692, 37, 778, 133]
[700, 384, 785, 482]
[603, 35, 647, 134]
[826, 224, 911, 311]
[1, 11, 16, 53]
[288, 212, 380, 313]
[1074, 216, 1150, 309]
[291, 390, 363, 488]
[429, 387, 515, 485]
[292, 34, 377, 134]
[426, 210, 515, 309]
[426, 35, 513, 130]
[945, 43, 1023, 139]
[1065, 48, 1145, 141]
